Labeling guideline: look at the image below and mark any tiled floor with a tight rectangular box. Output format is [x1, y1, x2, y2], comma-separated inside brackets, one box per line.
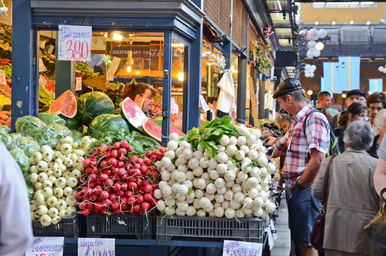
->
[271, 199, 291, 256]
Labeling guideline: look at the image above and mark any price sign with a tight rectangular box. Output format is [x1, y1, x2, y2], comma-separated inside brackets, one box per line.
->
[39, 58, 47, 72]
[78, 238, 115, 256]
[58, 25, 92, 61]
[223, 240, 262, 256]
[39, 75, 47, 86]
[106, 57, 121, 81]
[0, 69, 6, 85]
[26, 237, 64, 256]
[76, 77, 82, 91]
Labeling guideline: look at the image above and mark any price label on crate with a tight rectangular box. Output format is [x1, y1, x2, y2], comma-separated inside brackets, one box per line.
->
[78, 238, 115, 256]
[0, 70, 6, 85]
[58, 25, 92, 61]
[25, 237, 64, 256]
[75, 77, 82, 91]
[223, 240, 263, 256]
[39, 58, 47, 72]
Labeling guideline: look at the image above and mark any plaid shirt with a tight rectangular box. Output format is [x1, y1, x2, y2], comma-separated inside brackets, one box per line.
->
[275, 104, 330, 199]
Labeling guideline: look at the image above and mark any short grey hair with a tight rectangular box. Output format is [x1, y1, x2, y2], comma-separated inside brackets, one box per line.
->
[343, 120, 373, 150]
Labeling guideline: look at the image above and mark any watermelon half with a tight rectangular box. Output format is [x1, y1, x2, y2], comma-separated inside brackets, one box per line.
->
[77, 91, 115, 127]
[121, 97, 147, 133]
[87, 114, 129, 139]
[152, 116, 185, 137]
[49, 90, 77, 118]
[142, 118, 162, 142]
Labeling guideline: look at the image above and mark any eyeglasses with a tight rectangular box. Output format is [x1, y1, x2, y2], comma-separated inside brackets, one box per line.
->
[347, 96, 366, 102]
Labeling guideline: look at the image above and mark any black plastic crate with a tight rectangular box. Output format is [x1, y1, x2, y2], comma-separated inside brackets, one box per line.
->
[33, 213, 84, 238]
[87, 214, 154, 239]
[156, 215, 266, 243]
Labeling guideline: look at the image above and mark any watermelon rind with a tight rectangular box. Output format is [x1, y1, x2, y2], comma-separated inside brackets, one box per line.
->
[152, 116, 185, 137]
[87, 114, 130, 140]
[49, 90, 77, 118]
[142, 118, 162, 142]
[120, 97, 147, 133]
[60, 114, 82, 131]
[38, 113, 66, 126]
[77, 91, 114, 127]
[134, 134, 161, 148]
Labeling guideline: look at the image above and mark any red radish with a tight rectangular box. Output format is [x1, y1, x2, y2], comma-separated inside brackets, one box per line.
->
[87, 203, 95, 210]
[133, 163, 140, 169]
[150, 184, 158, 191]
[142, 180, 151, 187]
[149, 197, 158, 206]
[90, 193, 98, 201]
[118, 155, 126, 162]
[127, 145, 134, 152]
[136, 179, 143, 187]
[83, 194, 91, 201]
[100, 173, 108, 182]
[121, 196, 128, 203]
[117, 168, 126, 177]
[100, 160, 109, 169]
[100, 191, 109, 200]
[103, 152, 111, 159]
[83, 158, 91, 167]
[143, 185, 153, 193]
[133, 169, 142, 177]
[121, 183, 128, 191]
[112, 168, 118, 175]
[124, 162, 131, 169]
[109, 193, 117, 202]
[114, 142, 121, 149]
[92, 167, 99, 175]
[121, 140, 129, 148]
[121, 174, 128, 181]
[128, 182, 137, 191]
[79, 202, 87, 209]
[113, 209, 122, 214]
[157, 154, 163, 161]
[159, 148, 165, 154]
[96, 178, 102, 186]
[133, 204, 141, 212]
[94, 209, 100, 214]
[129, 155, 138, 163]
[103, 169, 112, 176]
[143, 193, 153, 202]
[117, 161, 124, 168]
[100, 207, 108, 214]
[142, 202, 150, 211]
[148, 166, 156, 172]
[144, 159, 151, 166]
[109, 158, 117, 166]
[111, 201, 120, 210]
[105, 146, 112, 151]
[111, 150, 118, 158]
[125, 191, 133, 197]
[121, 203, 129, 211]
[128, 176, 136, 183]
[76, 192, 83, 201]
[86, 167, 93, 174]
[127, 197, 136, 205]
[146, 151, 153, 157]
[88, 173, 97, 182]
[118, 148, 127, 155]
[136, 194, 144, 204]
[113, 183, 121, 192]
[149, 171, 159, 179]
[117, 190, 124, 197]
[95, 201, 103, 211]
[89, 182, 96, 189]
[140, 166, 148, 174]
[82, 208, 90, 216]
[94, 185, 102, 195]
[82, 186, 92, 195]
[137, 158, 144, 165]
[103, 199, 111, 207]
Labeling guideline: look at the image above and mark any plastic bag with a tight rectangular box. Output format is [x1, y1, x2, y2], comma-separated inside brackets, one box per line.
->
[15, 116, 46, 139]
[10, 136, 41, 158]
[72, 130, 83, 143]
[10, 148, 30, 173]
[0, 132, 12, 149]
[0, 125, 10, 133]
[34, 123, 73, 148]
[38, 113, 66, 126]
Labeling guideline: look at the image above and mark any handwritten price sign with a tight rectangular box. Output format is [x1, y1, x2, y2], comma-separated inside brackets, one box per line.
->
[25, 237, 64, 256]
[223, 240, 263, 256]
[58, 25, 92, 61]
[78, 238, 115, 256]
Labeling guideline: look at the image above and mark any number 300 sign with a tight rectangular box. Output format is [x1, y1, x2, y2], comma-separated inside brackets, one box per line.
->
[58, 25, 92, 61]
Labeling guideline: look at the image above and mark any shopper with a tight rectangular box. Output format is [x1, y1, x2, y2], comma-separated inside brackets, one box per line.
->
[317, 91, 339, 116]
[330, 89, 367, 130]
[312, 121, 384, 256]
[265, 111, 293, 146]
[315, 107, 334, 124]
[367, 92, 386, 125]
[0, 143, 33, 256]
[272, 78, 330, 256]
[368, 109, 386, 158]
[333, 102, 368, 153]
[121, 82, 158, 115]
[374, 133, 386, 203]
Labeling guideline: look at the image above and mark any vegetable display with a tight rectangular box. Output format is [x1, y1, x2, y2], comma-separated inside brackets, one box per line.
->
[154, 116, 277, 219]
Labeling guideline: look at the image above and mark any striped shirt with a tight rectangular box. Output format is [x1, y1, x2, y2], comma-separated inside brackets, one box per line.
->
[275, 104, 330, 199]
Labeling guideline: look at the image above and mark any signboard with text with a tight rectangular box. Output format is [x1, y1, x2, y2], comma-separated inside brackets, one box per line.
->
[26, 237, 64, 256]
[58, 25, 92, 61]
[78, 238, 115, 256]
[223, 240, 263, 256]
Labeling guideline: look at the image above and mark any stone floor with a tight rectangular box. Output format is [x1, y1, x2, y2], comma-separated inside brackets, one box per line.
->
[270, 198, 291, 256]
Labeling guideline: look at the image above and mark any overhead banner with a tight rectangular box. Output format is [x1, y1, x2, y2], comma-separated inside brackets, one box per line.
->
[369, 78, 383, 94]
[323, 62, 341, 93]
[320, 77, 333, 95]
[338, 56, 360, 91]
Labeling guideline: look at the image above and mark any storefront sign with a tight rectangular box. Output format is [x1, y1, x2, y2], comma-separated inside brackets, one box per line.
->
[58, 25, 92, 61]
[26, 237, 64, 256]
[223, 240, 262, 256]
[76, 77, 82, 91]
[39, 58, 47, 72]
[78, 238, 115, 256]
[0, 70, 6, 85]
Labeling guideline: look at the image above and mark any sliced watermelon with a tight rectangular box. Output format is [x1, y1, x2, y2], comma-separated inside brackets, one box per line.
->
[87, 114, 129, 139]
[135, 135, 161, 148]
[121, 97, 147, 133]
[152, 116, 185, 137]
[49, 90, 77, 118]
[142, 118, 163, 142]
[77, 91, 114, 127]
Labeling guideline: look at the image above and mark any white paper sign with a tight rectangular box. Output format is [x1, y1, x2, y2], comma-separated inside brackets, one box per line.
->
[199, 95, 210, 112]
[39, 75, 47, 86]
[39, 58, 47, 72]
[26, 237, 64, 256]
[223, 240, 263, 256]
[76, 77, 82, 91]
[78, 238, 115, 256]
[106, 57, 121, 81]
[58, 25, 92, 61]
[266, 226, 275, 250]
[0, 69, 6, 85]
[269, 220, 278, 240]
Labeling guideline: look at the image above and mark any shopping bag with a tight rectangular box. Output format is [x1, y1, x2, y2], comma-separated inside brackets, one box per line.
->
[310, 213, 325, 251]
[364, 202, 386, 249]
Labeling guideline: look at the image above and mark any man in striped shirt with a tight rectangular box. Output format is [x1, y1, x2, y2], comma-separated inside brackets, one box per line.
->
[272, 78, 330, 256]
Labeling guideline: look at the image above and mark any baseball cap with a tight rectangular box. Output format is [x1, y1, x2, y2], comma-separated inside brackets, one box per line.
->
[272, 78, 302, 99]
[347, 89, 366, 99]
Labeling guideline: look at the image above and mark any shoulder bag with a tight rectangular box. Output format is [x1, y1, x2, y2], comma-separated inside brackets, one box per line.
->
[364, 188, 386, 249]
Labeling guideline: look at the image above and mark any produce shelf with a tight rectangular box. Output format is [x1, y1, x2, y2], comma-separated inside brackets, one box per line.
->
[156, 215, 266, 243]
[32, 213, 85, 238]
[87, 214, 154, 239]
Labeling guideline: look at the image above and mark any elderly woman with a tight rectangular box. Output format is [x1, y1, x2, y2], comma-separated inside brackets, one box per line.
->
[368, 109, 386, 158]
[312, 121, 384, 256]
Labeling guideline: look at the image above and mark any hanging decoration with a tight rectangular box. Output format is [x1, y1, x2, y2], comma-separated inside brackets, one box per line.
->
[202, 41, 226, 73]
[253, 47, 272, 75]
[263, 23, 274, 40]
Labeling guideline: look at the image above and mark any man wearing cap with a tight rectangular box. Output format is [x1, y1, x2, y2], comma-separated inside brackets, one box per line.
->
[272, 78, 330, 256]
[330, 89, 367, 130]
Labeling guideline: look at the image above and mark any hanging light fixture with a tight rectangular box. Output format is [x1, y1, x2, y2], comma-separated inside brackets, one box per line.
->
[332, 21, 336, 25]
[342, 93, 347, 98]
[307, 90, 313, 95]
[315, 42, 325, 51]
[349, 20, 354, 25]
[126, 40, 134, 73]
[112, 33, 123, 41]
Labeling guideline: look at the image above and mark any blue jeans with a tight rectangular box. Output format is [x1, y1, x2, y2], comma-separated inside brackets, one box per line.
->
[288, 185, 321, 247]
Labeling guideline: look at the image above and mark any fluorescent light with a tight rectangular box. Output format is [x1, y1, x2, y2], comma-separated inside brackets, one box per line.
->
[112, 33, 123, 41]
[277, 0, 282, 11]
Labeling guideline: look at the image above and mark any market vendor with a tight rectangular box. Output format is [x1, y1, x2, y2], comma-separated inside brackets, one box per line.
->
[121, 82, 159, 116]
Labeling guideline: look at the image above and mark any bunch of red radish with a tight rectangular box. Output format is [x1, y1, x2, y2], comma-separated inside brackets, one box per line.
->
[77, 140, 164, 216]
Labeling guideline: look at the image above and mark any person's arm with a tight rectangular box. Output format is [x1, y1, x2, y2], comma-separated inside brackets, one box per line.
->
[311, 157, 329, 200]
[271, 133, 288, 158]
[374, 135, 386, 199]
[0, 146, 33, 256]
[297, 149, 325, 188]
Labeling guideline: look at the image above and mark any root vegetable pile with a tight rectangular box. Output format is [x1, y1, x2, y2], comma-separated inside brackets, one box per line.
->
[154, 116, 278, 219]
[77, 141, 163, 216]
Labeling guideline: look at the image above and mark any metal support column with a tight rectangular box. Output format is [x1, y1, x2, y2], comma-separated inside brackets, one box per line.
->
[237, 56, 247, 124]
[218, 37, 232, 118]
[258, 74, 266, 119]
[274, 67, 283, 112]
[55, 35, 75, 98]
[11, 0, 38, 131]
[162, 31, 173, 146]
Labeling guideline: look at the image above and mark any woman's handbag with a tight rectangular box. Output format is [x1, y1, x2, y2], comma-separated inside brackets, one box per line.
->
[364, 188, 386, 249]
[310, 155, 337, 251]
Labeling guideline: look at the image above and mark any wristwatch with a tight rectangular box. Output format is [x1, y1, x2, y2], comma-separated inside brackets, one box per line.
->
[295, 182, 306, 190]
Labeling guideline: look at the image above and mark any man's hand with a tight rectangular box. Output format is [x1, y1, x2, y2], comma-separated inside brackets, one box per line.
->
[298, 148, 325, 187]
